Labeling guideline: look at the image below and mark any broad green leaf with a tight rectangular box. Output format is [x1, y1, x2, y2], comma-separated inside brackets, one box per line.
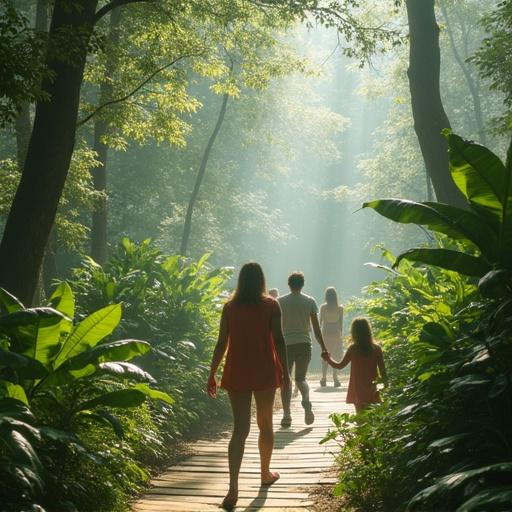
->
[362, 199, 497, 258]
[0, 288, 24, 314]
[502, 139, 512, 267]
[79, 389, 146, 410]
[1, 382, 29, 405]
[40, 426, 80, 446]
[0, 350, 48, 380]
[0, 398, 35, 422]
[96, 362, 155, 383]
[133, 383, 174, 404]
[0, 308, 65, 365]
[478, 270, 512, 298]
[408, 463, 512, 509]
[61, 340, 150, 373]
[449, 374, 491, 391]
[0, 428, 36, 463]
[48, 283, 75, 320]
[53, 304, 121, 368]
[395, 249, 491, 277]
[428, 433, 470, 451]
[447, 133, 506, 222]
[457, 487, 512, 511]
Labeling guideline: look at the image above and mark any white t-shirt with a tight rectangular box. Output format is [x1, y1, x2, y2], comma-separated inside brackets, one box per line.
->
[278, 292, 318, 346]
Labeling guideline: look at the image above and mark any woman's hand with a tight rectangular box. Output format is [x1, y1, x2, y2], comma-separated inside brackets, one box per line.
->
[207, 374, 217, 398]
[321, 350, 330, 361]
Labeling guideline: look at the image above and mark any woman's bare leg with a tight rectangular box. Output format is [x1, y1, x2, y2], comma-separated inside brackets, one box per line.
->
[254, 388, 279, 484]
[224, 391, 252, 507]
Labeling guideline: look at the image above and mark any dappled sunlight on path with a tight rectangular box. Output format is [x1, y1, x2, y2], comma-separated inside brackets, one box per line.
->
[133, 376, 352, 511]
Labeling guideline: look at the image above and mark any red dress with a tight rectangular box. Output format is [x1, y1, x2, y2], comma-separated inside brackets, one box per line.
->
[221, 297, 283, 392]
[346, 344, 384, 405]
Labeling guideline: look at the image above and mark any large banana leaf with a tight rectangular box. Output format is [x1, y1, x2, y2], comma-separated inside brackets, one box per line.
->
[39, 340, 151, 387]
[448, 133, 512, 269]
[96, 362, 155, 383]
[62, 339, 150, 372]
[0, 351, 48, 380]
[407, 463, 512, 510]
[457, 487, 512, 512]
[48, 283, 75, 321]
[0, 400, 44, 495]
[53, 304, 121, 368]
[362, 199, 497, 259]
[0, 288, 24, 314]
[394, 249, 491, 277]
[1, 381, 29, 405]
[0, 308, 66, 365]
[133, 383, 174, 404]
[448, 133, 507, 222]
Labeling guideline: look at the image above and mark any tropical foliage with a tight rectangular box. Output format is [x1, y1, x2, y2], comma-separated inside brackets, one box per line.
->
[67, 239, 232, 451]
[325, 133, 512, 511]
[0, 283, 172, 510]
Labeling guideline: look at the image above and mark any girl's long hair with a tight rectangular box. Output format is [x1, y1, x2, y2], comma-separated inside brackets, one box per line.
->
[324, 287, 338, 307]
[232, 262, 267, 305]
[351, 317, 375, 355]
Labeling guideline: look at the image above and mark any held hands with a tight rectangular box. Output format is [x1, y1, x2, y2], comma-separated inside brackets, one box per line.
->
[207, 374, 217, 398]
[321, 350, 335, 368]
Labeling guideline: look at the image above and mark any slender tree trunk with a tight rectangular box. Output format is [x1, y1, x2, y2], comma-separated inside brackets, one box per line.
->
[439, 0, 486, 145]
[35, 0, 48, 32]
[180, 93, 229, 256]
[43, 228, 58, 293]
[15, 105, 31, 171]
[0, 0, 98, 305]
[91, 8, 121, 265]
[406, 0, 466, 208]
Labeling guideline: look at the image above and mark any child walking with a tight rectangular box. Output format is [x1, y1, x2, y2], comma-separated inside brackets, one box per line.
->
[322, 317, 387, 413]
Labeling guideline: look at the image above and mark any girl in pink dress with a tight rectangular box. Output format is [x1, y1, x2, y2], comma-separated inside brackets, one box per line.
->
[323, 317, 387, 413]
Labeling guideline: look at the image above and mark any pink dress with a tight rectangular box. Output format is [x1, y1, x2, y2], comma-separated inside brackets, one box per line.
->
[345, 344, 384, 404]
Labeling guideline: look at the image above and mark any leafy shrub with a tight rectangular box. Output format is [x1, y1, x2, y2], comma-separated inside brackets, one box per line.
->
[0, 284, 171, 511]
[326, 134, 512, 511]
[67, 239, 232, 441]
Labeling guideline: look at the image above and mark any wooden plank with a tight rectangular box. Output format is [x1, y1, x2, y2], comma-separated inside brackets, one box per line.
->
[132, 379, 344, 511]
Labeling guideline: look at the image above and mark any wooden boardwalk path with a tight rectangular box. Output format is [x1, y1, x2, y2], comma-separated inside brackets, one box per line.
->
[133, 377, 351, 511]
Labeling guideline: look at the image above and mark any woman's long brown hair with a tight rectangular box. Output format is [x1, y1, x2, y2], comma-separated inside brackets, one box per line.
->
[351, 317, 375, 355]
[232, 262, 267, 305]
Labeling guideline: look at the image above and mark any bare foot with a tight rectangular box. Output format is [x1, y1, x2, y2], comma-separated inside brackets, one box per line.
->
[222, 488, 238, 510]
[261, 471, 280, 486]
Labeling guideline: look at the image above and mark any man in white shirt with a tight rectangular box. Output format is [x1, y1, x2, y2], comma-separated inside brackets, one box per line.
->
[278, 272, 327, 427]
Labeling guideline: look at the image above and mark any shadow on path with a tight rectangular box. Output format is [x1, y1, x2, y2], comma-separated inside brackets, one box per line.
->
[274, 427, 313, 449]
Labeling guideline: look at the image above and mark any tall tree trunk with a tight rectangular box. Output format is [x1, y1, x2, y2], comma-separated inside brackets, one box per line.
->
[180, 93, 229, 256]
[91, 8, 121, 265]
[0, 0, 98, 305]
[439, 0, 486, 145]
[15, 105, 31, 170]
[406, 0, 466, 208]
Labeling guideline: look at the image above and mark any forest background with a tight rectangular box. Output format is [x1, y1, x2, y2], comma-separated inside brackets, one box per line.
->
[0, 0, 511, 511]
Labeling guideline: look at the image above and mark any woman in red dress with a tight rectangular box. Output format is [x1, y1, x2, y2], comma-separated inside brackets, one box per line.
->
[208, 262, 290, 509]
[322, 317, 388, 413]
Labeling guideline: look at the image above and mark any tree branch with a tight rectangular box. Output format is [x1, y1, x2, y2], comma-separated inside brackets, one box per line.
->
[94, 0, 152, 25]
[76, 56, 191, 127]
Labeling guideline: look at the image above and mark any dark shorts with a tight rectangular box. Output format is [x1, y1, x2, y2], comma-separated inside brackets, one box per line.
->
[286, 343, 311, 382]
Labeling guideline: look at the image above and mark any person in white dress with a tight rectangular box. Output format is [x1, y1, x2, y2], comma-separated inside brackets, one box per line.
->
[319, 287, 344, 387]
